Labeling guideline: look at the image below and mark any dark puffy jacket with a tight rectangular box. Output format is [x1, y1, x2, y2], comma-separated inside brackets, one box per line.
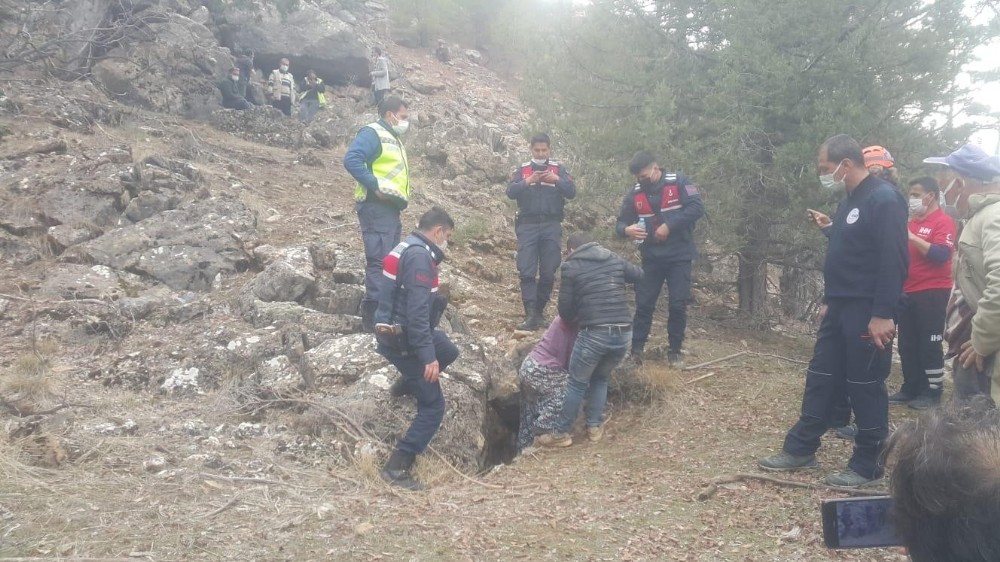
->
[558, 242, 643, 327]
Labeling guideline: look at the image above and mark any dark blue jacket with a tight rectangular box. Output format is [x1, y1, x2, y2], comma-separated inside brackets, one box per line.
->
[823, 174, 909, 318]
[375, 231, 446, 365]
[343, 120, 399, 205]
[506, 160, 576, 222]
[616, 172, 705, 263]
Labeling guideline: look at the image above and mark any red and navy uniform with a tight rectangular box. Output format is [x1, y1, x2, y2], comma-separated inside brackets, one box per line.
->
[374, 230, 459, 457]
[615, 171, 705, 355]
[615, 173, 704, 263]
[897, 207, 957, 400]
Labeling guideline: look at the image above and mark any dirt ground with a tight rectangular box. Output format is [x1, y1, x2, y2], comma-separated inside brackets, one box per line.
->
[0, 50, 918, 561]
[0, 324, 918, 561]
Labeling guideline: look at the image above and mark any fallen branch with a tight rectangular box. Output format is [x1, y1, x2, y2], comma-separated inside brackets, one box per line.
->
[198, 494, 241, 519]
[753, 352, 809, 365]
[684, 371, 717, 385]
[696, 472, 887, 501]
[682, 351, 747, 371]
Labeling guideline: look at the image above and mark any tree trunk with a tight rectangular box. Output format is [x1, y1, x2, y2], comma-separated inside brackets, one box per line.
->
[736, 178, 770, 326]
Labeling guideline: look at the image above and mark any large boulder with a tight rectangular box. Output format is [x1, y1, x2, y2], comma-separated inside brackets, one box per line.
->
[222, 5, 369, 87]
[0, 231, 40, 265]
[244, 246, 317, 304]
[91, 13, 233, 119]
[317, 335, 511, 470]
[70, 198, 257, 291]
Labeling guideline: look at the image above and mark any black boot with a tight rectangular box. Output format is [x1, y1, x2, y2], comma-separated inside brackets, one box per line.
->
[517, 301, 541, 331]
[630, 344, 644, 366]
[380, 450, 422, 491]
[360, 299, 377, 332]
[389, 376, 411, 398]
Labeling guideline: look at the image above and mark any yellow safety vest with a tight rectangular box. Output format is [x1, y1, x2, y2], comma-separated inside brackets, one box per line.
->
[354, 122, 410, 209]
[297, 78, 327, 107]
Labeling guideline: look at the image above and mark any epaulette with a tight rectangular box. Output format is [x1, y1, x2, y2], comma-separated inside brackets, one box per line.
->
[663, 173, 678, 182]
[520, 161, 532, 167]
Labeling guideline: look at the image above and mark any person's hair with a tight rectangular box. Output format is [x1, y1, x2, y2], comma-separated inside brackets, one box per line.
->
[530, 133, 551, 146]
[566, 232, 593, 251]
[909, 176, 940, 197]
[373, 47, 383, 56]
[822, 134, 865, 167]
[306, 69, 316, 76]
[378, 96, 408, 118]
[885, 397, 1000, 562]
[629, 151, 658, 175]
[230, 67, 239, 73]
[878, 166, 901, 187]
[418, 206, 454, 230]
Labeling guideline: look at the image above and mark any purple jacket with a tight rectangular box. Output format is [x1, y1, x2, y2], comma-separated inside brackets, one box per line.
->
[529, 316, 578, 370]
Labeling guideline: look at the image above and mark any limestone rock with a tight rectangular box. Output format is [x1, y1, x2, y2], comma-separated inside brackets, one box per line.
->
[161, 367, 203, 395]
[46, 224, 99, 252]
[224, 4, 368, 87]
[247, 246, 317, 303]
[305, 334, 385, 384]
[308, 281, 364, 315]
[72, 198, 256, 291]
[124, 191, 180, 223]
[0, 231, 40, 265]
[257, 355, 303, 397]
[91, 13, 232, 119]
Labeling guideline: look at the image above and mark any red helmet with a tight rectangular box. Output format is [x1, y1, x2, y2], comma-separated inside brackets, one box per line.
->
[863, 145, 894, 169]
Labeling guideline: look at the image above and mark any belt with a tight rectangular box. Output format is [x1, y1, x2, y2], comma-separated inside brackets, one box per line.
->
[582, 323, 632, 333]
[516, 214, 562, 224]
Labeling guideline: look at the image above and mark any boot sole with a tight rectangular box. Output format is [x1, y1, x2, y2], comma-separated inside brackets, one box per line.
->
[538, 439, 573, 448]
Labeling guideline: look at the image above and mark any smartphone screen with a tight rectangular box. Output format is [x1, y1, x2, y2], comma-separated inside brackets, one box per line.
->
[821, 497, 902, 549]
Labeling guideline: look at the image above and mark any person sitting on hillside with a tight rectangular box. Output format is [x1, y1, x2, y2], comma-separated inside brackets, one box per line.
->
[886, 397, 1000, 561]
[218, 67, 253, 111]
[434, 39, 451, 63]
[517, 316, 576, 452]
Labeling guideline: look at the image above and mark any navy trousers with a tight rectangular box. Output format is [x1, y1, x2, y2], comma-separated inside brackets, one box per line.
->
[357, 201, 402, 307]
[632, 259, 692, 352]
[515, 220, 562, 312]
[783, 298, 891, 479]
[898, 289, 949, 398]
[380, 330, 460, 456]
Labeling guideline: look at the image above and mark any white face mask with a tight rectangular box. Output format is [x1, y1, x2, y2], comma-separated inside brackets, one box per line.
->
[230, 75, 239, 81]
[940, 178, 962, 218]
[819, 162, 845, 191]
[392, 120, 410, 135]
[908, 197, 927, 215]
[531, 158, 547, 166]
[438, 239, 448, 252]
[280, 65, 289, 72]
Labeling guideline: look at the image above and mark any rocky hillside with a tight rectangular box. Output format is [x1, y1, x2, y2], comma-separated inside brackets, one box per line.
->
[0, 0, 561, 493]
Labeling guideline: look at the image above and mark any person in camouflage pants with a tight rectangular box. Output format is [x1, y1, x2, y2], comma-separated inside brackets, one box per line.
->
[517, 316, 576, 452]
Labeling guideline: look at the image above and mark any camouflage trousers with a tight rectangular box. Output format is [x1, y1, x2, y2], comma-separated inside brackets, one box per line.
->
[517, 355, 569, 452]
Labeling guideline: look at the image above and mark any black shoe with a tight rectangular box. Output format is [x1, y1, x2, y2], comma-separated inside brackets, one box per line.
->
[667, 351, 684, 369]
[758, 451, 818, 471]
[389, 377, 411, 398]
[380, 450, 422, 491]
[888, 391, 917, 404]
[830, 424, 858, 439]
[630, 346, 644, 366]
[908, 394, 941, 410]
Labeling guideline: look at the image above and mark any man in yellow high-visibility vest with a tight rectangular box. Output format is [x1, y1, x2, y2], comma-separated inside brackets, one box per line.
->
[343, 96, 412, 331]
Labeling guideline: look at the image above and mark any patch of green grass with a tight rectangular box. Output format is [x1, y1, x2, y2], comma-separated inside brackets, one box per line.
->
[451, 217, 491, 246]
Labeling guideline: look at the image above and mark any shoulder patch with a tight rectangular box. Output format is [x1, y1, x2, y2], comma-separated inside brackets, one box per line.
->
[685, 184, 699, 195]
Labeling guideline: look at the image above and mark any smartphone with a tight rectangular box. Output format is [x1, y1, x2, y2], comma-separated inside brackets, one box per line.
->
[821, 496, 902, 549]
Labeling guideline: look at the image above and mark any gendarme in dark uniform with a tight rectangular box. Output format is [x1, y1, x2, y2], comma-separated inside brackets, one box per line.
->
[506, 133, 576, 330]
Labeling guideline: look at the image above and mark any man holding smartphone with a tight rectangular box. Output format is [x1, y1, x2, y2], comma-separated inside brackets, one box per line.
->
[758, 135, 908, 488]
[506, 133, 577, 331]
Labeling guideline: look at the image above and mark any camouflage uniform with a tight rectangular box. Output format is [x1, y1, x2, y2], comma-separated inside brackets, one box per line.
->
[517, 355, 569, 452]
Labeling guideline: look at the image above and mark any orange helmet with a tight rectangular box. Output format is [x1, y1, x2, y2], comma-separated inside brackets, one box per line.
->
[863, 145, 894, 169]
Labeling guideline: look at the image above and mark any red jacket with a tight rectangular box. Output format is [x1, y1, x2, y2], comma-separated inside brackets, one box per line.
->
[905, 208, 956, 293]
